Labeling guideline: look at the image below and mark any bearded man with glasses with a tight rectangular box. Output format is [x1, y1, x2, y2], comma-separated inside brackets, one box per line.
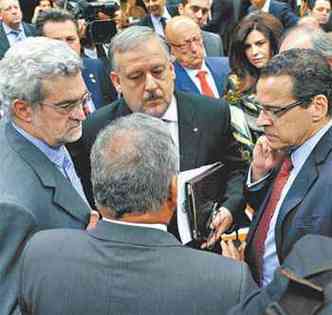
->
[227, 48, 332, 288]
[0, 37, 98, 315]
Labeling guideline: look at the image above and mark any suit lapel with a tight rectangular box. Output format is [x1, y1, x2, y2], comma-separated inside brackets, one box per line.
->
[0, 23, 10, 57]
[174, 62, 201, 95]
[176, 92, 202, 170]
[6, 123, 90, 223]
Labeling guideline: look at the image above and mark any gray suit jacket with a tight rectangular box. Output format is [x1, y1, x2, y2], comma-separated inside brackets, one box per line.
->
[202, 30, 224, 57]
[19, 220, 257, 315]
[0, 122, 91, 315]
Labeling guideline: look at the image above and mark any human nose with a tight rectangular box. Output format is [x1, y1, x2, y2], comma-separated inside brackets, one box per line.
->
[251, 45, 259, 55]
[256, 108, 272, 127]
[144, 72, 158, 90]
[196, 9, 203, 18]
[71, 103, 86, 121]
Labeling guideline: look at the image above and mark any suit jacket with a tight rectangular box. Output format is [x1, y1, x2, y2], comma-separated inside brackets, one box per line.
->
[0, 122, 91, 315]
[249, 0, 299, 29]
[228, 235, 332, 315]
[244, 126, 332, 283]
[136, 5, 178, 29]
[0, 22, 36, 59]
[82, 57, 117, 110]
[19, 220, 257, 315]
[202, 30, 224, 57]
[70, 91, 246, 221]
[173, 57, 230, 97]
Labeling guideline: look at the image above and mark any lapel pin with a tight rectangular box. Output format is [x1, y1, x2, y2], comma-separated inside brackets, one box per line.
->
[193, 128, 198, 133]
[89, 73, 96, 83]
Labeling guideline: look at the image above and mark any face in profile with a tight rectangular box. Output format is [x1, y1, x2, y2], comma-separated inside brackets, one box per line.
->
[244, 29, 272, 69]
[310, 0, 331, 25]
[111, 38, 175, 118]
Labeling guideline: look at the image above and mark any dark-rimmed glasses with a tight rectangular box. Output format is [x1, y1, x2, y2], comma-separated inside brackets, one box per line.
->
[255, 99, 309, 120]
[40, 92, 91, 115]
[168, 35, 203, 51]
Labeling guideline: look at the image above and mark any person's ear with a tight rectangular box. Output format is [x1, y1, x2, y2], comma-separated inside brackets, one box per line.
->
[111, 71, 122, 95]
[310, 95, 329, 123]
[12, 99, 34, 123]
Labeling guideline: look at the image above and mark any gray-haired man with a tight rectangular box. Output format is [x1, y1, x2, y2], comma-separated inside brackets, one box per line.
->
[19, 113, 257, 315]
[0, 37, 93, 315]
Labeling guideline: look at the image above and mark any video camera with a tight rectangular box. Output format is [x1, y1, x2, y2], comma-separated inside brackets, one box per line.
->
[65, 0, 119, 44]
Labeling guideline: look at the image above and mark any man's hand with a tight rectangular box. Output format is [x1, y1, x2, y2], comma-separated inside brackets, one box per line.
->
[221, 240, 246, 261]
[251, 136, 285, 182]
[86, 210, 100, 230]
[201, 207, 233, 249]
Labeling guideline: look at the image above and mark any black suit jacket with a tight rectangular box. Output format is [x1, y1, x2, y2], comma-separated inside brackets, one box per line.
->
[70, 91, 247, 222]
[19, 220, 257, 315]
[0, 22, 36, 59]
[244, 126, 332, 283]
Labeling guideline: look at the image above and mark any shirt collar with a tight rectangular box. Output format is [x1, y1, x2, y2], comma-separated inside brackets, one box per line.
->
[150, 6, 171, 22]
[261, 0, 271, 12]
[161, 95, 178, 123]
[183, 60, 208, 75]
[102, 217, 167, 231]
[3, 22, 23, 35]
[291, 119, 332, 170]
[11, 122, 67, 169]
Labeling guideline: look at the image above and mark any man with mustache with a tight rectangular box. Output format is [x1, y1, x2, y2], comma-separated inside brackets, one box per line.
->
[72, 26, 247, 249]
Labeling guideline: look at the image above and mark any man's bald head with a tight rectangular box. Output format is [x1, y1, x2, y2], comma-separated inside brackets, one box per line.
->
[165, 16, 204, 69]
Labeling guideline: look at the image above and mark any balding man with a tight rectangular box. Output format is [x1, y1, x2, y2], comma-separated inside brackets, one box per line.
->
[0, 0, 36, 59]
[279, 26, 332, 65]
[165, 16, 229, 97]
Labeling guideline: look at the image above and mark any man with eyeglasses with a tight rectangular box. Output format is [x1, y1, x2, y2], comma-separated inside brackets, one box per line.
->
[0, 37, 96, 315]
[165, 16, 229, 97]
[177, 0, 224, 56]
[228, 49, 332, 288]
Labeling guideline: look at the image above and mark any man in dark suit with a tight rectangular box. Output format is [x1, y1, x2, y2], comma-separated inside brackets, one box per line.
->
[137, 0, 178, 37]
[177, 0, 224, 56]
[72, 25, 247, 248]
[165, 16, 230, 97]
[36, 9, 117, 110]
[249, 0, 299, 29]
[19, 113, 257, 315]
[0, 37, 93, 315]
[240, 49, 332, 287]
[0, 0, 36, 59]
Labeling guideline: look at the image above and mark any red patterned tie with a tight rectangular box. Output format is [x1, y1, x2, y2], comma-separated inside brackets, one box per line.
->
[252, 156, 293, 285]
[196, 70, 215, 97]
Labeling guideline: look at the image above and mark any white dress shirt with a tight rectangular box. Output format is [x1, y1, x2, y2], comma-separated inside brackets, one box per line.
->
[185, 61, 220, 98]
[151, 7, 172, 37]
[102, 217, 167, 231]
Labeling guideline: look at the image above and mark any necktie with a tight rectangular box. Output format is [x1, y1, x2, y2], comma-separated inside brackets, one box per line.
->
[196, 70, 215, 97]
[252, 156, 293, 285]
[63, 152, 89, 205]
[10, 30, 23, 43]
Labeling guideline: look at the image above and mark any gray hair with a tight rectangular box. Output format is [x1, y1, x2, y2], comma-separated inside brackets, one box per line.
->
[91, 113, 178, 217]
[110, 26, 171, 71]
[0, 37, 82, 118]
[312, 31, 332, 59]
[0, 0, 20, 11]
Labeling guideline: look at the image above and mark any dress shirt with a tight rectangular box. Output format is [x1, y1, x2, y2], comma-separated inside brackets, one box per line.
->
[12, 122, 89, 205]
[102, 217, 167, 231]
[161, 97, 192, 243]
[185, 61, 220, 98]
[248, 119, 332, 286]
[151, 7, 172, 37]
[262, 0, 272, 12]
[3, 22, 26, 46]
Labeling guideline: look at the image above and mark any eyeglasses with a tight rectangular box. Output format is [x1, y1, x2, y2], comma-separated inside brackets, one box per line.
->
[40, 92, 91, 114]
[255, 99, 309, 120]
[168, 35, 203, 51]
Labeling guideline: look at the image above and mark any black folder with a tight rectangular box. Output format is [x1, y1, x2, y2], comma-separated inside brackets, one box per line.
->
[185, 162, 227, 241]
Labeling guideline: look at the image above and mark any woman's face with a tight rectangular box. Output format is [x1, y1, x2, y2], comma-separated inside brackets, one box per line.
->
[311, 0, 331, 25]
[244, 29, 272, 69]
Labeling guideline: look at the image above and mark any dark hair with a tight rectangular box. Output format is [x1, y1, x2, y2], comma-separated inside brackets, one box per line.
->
[230, 12, 284, 80]
[307, 0, 331, 10]
[261, 48, 332, 114]
[35, 8, 79, 36]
